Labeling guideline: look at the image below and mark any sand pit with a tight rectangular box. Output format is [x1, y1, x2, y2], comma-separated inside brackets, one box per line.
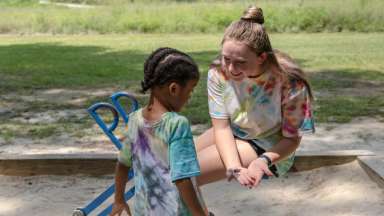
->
[0, 161, 383, 216]
[203, 161, 384, 216]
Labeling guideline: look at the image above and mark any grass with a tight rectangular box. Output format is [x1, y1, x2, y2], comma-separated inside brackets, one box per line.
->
[0, 33, 383, 129]
[0, 123, 59, 139]
[27, 125, 59, 139]
[316, 96, 384, 123]
[0, 0, 383, 34]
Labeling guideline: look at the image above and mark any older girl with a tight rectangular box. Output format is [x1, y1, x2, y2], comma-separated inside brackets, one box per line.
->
[196, 6, 315, 187]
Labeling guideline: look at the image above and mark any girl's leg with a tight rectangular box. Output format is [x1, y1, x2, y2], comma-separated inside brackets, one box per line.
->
[194, 127, 215, 152]
[195, 129, 258, 186]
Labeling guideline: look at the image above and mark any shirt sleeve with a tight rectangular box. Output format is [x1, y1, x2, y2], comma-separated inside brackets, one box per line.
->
[281, 78, 315, 138]
[207, 68, 230, 119]
[118, 136, 132, 167]
[169, 116, 201, 182]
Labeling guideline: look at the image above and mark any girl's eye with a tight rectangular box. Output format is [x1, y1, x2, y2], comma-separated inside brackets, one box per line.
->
[234, 62, 245, 68]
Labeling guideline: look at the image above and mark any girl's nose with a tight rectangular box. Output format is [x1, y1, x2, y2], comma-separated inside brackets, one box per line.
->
[228, 63, 236, 73]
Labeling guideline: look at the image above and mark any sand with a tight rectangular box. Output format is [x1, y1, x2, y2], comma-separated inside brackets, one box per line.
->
[0, 161, 383, 216]
[300, 117, 384, 153]
[1, 117, 384, 215]
[203, 161, 384, 216]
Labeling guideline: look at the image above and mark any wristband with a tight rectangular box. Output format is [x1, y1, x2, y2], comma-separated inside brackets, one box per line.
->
[258, 154, 272, 167]
[226, 168, 241, 179]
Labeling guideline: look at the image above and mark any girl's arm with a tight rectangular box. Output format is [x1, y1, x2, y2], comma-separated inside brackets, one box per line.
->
[247, 137, 301, 187]
[175, 178, 207, 216]
[211, 118, 254, 186]
[211, 118, 241, 169]
[263, 136, 301, 163]
[110, 162, 132, 216]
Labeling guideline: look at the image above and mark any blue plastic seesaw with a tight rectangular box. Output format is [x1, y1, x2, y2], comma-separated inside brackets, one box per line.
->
[72, 92, 139, 216]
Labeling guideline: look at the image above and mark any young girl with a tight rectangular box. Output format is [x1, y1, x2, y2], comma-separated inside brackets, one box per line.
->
[110, 48, 210, 216]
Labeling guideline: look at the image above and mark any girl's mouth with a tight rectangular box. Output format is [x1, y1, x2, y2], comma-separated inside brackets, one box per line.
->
[230, 71, 242, 77]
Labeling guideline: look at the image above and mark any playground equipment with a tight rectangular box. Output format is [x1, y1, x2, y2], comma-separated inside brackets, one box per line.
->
[73, 92, 139, 216]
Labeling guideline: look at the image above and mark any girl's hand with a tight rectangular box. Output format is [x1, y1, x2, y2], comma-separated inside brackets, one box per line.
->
[247, 158, 274, 188]
[226, 167, 256, 187]
[109, 201, 131, 216]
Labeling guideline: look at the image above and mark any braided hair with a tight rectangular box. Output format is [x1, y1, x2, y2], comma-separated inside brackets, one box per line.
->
[141, 47, 199, 93]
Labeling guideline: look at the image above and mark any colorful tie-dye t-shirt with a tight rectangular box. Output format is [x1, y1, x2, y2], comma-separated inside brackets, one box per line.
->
[208, 67, 315, 176]
[118, 109, 205, 216]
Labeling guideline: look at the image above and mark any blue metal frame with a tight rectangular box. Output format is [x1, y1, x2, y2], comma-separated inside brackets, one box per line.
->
[88, 102, 122, 149]
[73, 92, 139, 216]
[111, 92, 139, 125]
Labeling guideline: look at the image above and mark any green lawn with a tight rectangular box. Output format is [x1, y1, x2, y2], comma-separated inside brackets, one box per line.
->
[1, 33, 384, 125]
[1, 0, 383, 34]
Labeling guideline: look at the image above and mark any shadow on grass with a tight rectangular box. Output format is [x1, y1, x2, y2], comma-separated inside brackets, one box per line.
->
[0, 42, 217, 123]
[307, 69, 384, 123]
[0, 42, 218, 93]
[308, 68, 384, 90]
[1, 42, 383, 124]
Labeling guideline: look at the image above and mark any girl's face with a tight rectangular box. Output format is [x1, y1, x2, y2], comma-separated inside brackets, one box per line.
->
[169, 79, 198, 112]
[221, 40, 265, 81]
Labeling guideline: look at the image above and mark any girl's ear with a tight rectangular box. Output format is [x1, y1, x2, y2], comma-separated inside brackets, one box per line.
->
[257, 52, 268, 65]
[168, 82, 180, 96]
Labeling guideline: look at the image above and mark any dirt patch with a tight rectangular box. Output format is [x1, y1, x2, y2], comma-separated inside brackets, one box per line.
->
[1, 88, 384, 155]
[0, 87, 145, 153]
[309, 72, 384, 98]
[315, 86, 384, 98]
[3, 88, 117, 106]
[300, 117, 384, 152]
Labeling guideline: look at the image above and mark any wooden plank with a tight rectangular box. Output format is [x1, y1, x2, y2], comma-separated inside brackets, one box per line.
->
[290, 150, 375, 172]
[295, 149, 375, 156]
[0, 158, 117, 176]
[0, 150, 377, 176]
[358, 156, 384, 189]
[0, 153, 117, 160]
[292, 155, 357, 172]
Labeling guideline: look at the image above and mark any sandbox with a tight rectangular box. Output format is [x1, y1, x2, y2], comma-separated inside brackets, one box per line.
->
[0, 150, 383, 216]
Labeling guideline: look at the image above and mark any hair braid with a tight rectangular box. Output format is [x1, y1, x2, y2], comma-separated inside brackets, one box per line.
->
[141, 47, 199, 93]
[142, 48, 175, 92]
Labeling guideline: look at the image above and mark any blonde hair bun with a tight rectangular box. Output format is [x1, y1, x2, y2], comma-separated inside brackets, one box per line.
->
[241, 6, 264, 24]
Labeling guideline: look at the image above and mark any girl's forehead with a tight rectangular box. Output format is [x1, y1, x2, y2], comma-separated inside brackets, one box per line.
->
[222, 40, 254, 59]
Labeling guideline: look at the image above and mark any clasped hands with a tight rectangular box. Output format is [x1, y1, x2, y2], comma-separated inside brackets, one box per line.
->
[226, 158, 274, 188]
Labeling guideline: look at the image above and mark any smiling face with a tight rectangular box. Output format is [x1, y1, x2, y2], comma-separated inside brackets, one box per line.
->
[221, 40, 266, 81]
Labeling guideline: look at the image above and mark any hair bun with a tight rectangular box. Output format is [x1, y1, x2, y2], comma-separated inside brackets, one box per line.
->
[241, 6, 264, 24]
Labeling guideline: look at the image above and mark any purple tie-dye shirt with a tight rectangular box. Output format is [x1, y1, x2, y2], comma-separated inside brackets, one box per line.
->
[118, 109, 205, 216]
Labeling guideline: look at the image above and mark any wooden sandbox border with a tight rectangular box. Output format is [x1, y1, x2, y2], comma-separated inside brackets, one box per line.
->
[0, 150, 383, 188]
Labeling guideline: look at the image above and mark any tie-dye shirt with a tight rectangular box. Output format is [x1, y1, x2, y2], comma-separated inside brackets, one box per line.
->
[118, 109, 205, 216]
[208, 67, 315, 176]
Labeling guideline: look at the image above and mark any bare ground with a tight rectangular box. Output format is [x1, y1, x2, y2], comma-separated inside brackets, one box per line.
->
[1, 88, 383, 155]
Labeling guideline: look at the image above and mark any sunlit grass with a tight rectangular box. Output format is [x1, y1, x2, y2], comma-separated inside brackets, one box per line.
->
[0, 0, 383, 34]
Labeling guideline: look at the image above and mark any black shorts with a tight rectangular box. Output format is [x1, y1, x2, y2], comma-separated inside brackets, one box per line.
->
[235, 136, 279, 177]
